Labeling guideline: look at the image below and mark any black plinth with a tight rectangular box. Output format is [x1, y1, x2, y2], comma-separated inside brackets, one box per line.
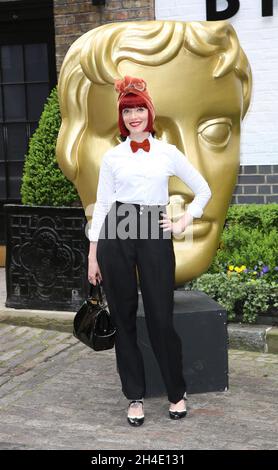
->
[136, 290, 229, 396]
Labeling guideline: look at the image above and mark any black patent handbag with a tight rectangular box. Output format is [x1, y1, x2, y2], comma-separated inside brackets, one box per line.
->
[73, 280, 116, 351]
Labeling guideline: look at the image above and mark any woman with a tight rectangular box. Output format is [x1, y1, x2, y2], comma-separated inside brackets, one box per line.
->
[87, 75, 212, 427]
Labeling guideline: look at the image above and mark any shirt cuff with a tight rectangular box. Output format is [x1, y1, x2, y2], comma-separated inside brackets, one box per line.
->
[87, 223, 99, 242]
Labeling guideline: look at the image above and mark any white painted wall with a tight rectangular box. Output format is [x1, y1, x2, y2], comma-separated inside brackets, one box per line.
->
[155, 0, 278, 165]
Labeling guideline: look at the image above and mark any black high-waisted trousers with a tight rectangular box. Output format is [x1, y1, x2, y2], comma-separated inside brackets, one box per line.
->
[96, 200, 186, 403]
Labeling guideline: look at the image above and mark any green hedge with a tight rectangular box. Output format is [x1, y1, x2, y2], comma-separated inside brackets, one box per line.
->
[187, 204, 278, 323]
[21, 86, 80, 206]
[224, 203, 278, 230]
[208, 203, 278, 281]
[186, 272, 277, 324]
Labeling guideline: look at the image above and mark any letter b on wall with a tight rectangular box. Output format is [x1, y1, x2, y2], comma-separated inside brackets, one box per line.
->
[206, 0, 240, 20]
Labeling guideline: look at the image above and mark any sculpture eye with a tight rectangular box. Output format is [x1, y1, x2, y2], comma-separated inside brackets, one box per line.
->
[197, 118, 232, 149]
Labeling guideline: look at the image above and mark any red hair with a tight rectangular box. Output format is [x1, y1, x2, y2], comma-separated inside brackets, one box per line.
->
[118, 93, 154, 137]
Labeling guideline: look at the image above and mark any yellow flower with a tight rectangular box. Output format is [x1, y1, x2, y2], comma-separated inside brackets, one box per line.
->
[228, 265, 234, 271]
[234, 265, 247, 273]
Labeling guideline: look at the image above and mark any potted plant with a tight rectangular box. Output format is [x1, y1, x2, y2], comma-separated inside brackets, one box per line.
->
[4, 87, 89, 311]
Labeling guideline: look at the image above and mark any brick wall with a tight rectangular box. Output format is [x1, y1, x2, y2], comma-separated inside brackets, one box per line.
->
[233, 165, 278, 204]
[54, 0, 155, 73]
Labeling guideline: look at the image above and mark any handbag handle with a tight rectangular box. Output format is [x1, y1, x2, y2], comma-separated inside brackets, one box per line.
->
[89, 279, 103, 304]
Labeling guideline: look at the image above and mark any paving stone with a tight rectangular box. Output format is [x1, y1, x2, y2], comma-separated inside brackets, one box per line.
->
[0, 325, 277, 450]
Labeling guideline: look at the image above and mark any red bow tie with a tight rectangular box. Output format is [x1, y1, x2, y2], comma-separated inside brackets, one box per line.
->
[130, 139, 150, 153]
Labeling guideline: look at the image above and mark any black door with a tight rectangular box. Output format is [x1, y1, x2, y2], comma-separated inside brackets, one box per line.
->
[0, 0, 57, 244]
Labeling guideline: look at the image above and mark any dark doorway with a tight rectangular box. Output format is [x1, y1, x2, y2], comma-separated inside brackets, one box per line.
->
[0, 0, 57, 244]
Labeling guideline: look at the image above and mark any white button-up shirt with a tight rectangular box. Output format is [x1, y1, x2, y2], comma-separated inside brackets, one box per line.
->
[88, 134, 212, 242]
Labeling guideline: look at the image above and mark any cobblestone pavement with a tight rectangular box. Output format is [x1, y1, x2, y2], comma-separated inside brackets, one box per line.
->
[0, 323, 277, 450]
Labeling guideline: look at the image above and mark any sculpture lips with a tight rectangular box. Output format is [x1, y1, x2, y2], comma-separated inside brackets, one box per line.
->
[192, 220, 212, 238]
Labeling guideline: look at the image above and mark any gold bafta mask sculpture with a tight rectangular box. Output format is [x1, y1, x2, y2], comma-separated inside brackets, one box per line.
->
[56, 20, 252, 285]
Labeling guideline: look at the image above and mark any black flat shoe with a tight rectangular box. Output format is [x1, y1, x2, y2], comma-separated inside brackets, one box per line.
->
[169, 397, 187, 420]
[127, 400, 144, 426]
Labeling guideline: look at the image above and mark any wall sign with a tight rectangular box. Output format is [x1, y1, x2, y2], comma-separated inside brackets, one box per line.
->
[206, 0, 273, 20]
